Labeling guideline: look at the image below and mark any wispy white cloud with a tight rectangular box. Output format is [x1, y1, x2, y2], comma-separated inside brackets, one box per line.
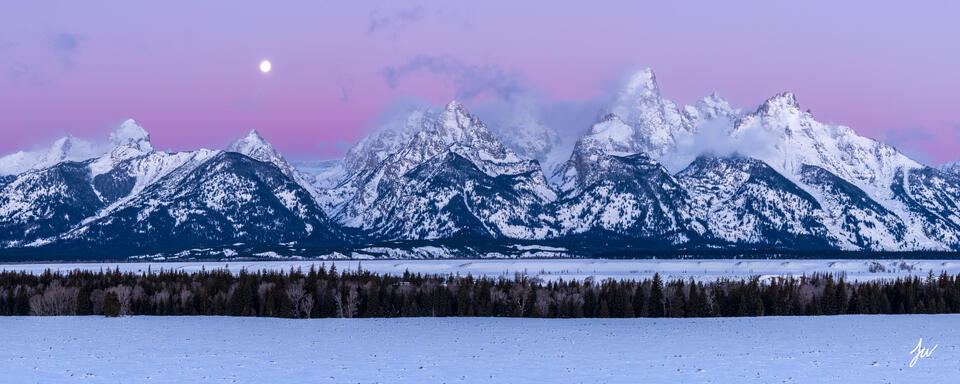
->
[367, 5, 423, 36]
[382, 55, 525, 101]
[3, 31, 84, 86]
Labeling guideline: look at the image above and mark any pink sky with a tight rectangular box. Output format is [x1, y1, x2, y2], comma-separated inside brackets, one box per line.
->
[1, 1, 958, 164]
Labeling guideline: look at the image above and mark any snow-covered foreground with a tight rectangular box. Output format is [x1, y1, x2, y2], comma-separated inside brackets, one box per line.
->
[0, 315, 956, 383]
[3, 258, 960, 282]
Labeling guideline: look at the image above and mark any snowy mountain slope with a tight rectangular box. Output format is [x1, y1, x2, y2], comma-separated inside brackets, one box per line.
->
[227, 130, 298, 180]
[292, 159, 344, 189]
[0, 120, 179, 247]
[939, 160, 960, 176]
[0, 151, 44, 176]
[676, 156, 832, 248]
[891, 167, 960, 250]
[0, 160, 105, 246]
[294, 110, 435, 196]
[0, 121, 335, 251]
[554, 152, 703, 244]
[559, 114, 642, 194]
[59, 151, 343, 252]
[731, 93, 923, 191]
[487, 111, 564, 174]
[0, 136, 100, 176]
[550, 67, 956, 250]
[39, 121, 220, 232]
[364, 151, 555, 239]
[225, 130, 320, 198]
[558, 70, 684, 194]
[728, 93, 945, 249]
[83, 149, 221, 222]
[799, 164, 908, 250]
[325, 101, 556, 240]
[342, 107, 435, 176]
[313, 107, 437, 214]
[557, 69, 745, 194]
[603, 68, 689, 161]
[0, 119, 157, 177]
[681, 92, 742, 126]
[3, 67, 958, 254]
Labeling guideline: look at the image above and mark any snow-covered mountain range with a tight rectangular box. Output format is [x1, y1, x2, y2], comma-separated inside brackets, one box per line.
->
[2, 69, 959, 257]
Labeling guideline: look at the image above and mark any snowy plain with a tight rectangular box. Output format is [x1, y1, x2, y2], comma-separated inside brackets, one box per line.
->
[3, 258, 960, 282]
[0, 315, 956, 383]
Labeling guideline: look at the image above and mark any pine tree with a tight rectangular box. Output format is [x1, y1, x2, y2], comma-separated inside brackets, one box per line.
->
[104, 292, 121, 317]
[456, 281, 472, 317]
[670, 281, 686, 318]
[648, 273, 665, 317]
[363, 280, 381, 317]
[583, 287, 597, 317]
[632, 283, 647, 317]
[597, 300, 610, 318]
[686, 282, 700, 317]
[76, 286, 93, 316]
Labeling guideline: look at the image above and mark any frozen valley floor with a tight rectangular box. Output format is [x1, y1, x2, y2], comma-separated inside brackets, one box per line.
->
[0, 315, 956, 383]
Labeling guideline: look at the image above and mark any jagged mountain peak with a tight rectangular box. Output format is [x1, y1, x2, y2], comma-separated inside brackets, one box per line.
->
[697, 92, 738, 115]
[110, 119, 153, 150]
[224, 128, 313, 192]
[228, 129, 275, 155]
[433, 100, 488, 142]
[226, 129, 295, 175]
[101, 119, 154, 163]
[411, 101, 523, 167]
[320, 99, 555, 240]
[607, 68, 671, 120]
[7, 66, 960, 254]
[488, 106, 563, 171]
[560, 71, 687, 193]
[757, 92, 800, 115]
[1, 120, 154, 176]
[682, 92, 742, 124]
[340, 106, 435, 177]
[50, 134, 77, 150]
[56, 150, 343, 253]
[35, 135, 81, 168]
[734, 90, 922, 181]
[444, 99, 466, 112]
[620, 68, 659, 98]
[555, 150, 705, 243]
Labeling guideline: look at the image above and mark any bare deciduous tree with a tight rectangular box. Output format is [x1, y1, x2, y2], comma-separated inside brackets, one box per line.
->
[90, 289, 105, 315]
[510, 283, 530, 316]
[342, 282, 359, 318]
[534, 288, 552, 316]
[285, 281, 313, 318]
[106, 285, 133, 316]
[331, 286, 344, 318]
[179, 289, 193, 311]
[29, 282, 78, 316]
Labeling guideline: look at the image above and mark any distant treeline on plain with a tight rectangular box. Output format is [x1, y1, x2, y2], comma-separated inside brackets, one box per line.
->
[1, 265, 958, 318]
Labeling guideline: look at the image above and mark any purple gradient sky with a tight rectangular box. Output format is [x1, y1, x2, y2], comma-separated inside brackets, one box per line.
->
[1, 1, 958, 164]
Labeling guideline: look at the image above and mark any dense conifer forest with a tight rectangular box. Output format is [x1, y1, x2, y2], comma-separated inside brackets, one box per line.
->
[1, 265, 959, 318]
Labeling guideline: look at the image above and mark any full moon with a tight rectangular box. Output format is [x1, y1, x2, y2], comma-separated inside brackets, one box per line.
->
[259, 60, 272, 73]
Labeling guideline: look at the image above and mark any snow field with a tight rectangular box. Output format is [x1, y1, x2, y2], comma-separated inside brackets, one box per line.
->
[0, 315, 956, 383]
[4, 258, 960, 282]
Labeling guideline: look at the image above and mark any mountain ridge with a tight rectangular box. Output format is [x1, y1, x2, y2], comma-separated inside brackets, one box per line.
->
[2, 68, 959, 257]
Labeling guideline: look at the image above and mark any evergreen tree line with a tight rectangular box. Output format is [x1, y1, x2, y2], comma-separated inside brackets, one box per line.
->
[0, 265, 958, 318]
